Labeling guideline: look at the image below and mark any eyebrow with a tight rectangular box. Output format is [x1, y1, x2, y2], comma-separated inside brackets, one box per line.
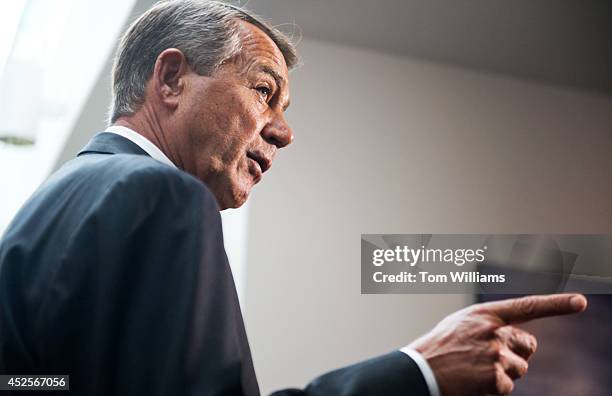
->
[258, 65, 290, 111]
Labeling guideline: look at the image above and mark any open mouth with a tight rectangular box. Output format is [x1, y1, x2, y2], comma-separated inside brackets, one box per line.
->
[246, 151, 271, 174]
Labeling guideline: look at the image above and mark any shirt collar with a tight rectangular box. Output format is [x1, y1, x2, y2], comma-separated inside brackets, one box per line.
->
[104, 125, 176, 169]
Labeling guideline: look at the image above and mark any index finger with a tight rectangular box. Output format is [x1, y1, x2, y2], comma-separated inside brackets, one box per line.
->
[484, 294, 587, 324]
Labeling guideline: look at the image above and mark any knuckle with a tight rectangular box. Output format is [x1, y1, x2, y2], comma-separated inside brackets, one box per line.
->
[498, 355, 508, 369]
[517, 296, 537, 317]
[512, 358, 529, 378]
[492, 362, 504, 382]
[489, 341, 503, 361]
[519, 333, 538, 356]
[495, 326, 511, 340]
[494, 365, 513, 394]
[510, 326, 525, 338]
[551, 296, 564, 311]
[481, 322, 499, 336]
[496, 363, 505, 377]
[467, 303, 485, 316]
[513, 329, 538, 355]
[505, 326, 523, 346]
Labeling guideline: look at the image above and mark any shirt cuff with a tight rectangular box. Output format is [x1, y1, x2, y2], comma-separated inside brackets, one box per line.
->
[399, 347, 441, 396]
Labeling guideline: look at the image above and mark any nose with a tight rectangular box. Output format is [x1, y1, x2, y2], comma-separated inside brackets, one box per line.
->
[261, 112, 293, 149]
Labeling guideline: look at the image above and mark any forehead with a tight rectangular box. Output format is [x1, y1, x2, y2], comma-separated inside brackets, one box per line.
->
[233, 21, 289, 80]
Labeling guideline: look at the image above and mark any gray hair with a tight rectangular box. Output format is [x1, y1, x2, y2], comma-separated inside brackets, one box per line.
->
[109, 0, 298, 123]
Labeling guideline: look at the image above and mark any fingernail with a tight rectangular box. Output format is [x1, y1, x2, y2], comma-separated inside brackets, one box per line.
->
[570, 295, 586, 311]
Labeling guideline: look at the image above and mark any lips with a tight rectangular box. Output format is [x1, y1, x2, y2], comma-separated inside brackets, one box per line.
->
[246, 151, 272, 174]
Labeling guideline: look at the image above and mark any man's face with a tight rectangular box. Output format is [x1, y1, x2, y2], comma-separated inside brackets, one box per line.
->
[177, 21, 292, 209]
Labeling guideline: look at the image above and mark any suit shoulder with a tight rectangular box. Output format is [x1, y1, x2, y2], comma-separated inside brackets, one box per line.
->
[110, 155, 198, 189]
[59, 154, 219, 211]
[77, 153, 188, 182]
[111, 155, 218, 209]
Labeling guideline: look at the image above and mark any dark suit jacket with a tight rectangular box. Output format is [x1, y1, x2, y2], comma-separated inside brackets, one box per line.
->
[0, 132, 430, 395]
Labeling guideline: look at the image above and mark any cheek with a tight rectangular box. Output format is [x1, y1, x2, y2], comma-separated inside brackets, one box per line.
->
[215, 97, 265, 156]
[188, 83, 266, 182]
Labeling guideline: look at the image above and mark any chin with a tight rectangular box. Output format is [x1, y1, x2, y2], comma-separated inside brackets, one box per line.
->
[206, 171, 254, 210]
[226, 193, 249, 209]
[221, 183, 251, 210]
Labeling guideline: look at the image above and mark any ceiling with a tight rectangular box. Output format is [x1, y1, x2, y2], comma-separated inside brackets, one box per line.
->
[239, 0, 612, 95]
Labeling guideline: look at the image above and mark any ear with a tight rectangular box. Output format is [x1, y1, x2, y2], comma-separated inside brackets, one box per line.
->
[152, 48, 189, 110]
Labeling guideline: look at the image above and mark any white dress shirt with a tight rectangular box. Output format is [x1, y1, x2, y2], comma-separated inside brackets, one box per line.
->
[105, 125, 440, 396]
[401, 346, 441, 396]
[105, 125, 176, 168]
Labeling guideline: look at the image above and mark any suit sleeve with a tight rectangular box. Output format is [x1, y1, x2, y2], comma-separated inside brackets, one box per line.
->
[43, 164, 430, 396]
[270, 351, 431, 396]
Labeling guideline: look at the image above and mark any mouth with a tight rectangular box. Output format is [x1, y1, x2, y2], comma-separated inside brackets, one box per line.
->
[246, 151, 272, 176]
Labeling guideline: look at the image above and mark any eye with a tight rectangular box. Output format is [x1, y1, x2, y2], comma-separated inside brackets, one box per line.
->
[255, 86, 272, 101]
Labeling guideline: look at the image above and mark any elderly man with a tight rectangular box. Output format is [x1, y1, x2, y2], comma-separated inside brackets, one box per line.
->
[0, 1, 586, 395]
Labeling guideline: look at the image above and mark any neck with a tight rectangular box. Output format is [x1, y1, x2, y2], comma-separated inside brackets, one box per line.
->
[113, 105, 184, 168]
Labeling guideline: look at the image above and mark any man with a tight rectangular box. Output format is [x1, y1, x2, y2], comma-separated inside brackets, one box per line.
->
[0, 1, 587, 395]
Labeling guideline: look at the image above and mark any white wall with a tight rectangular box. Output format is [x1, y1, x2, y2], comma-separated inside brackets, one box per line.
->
[0, 0, 138, 236]
[244, 38, 612, 393]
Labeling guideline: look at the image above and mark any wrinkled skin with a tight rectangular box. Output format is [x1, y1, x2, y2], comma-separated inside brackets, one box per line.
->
[409, 294, 587, 395]
[115, 20, 292, 209]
